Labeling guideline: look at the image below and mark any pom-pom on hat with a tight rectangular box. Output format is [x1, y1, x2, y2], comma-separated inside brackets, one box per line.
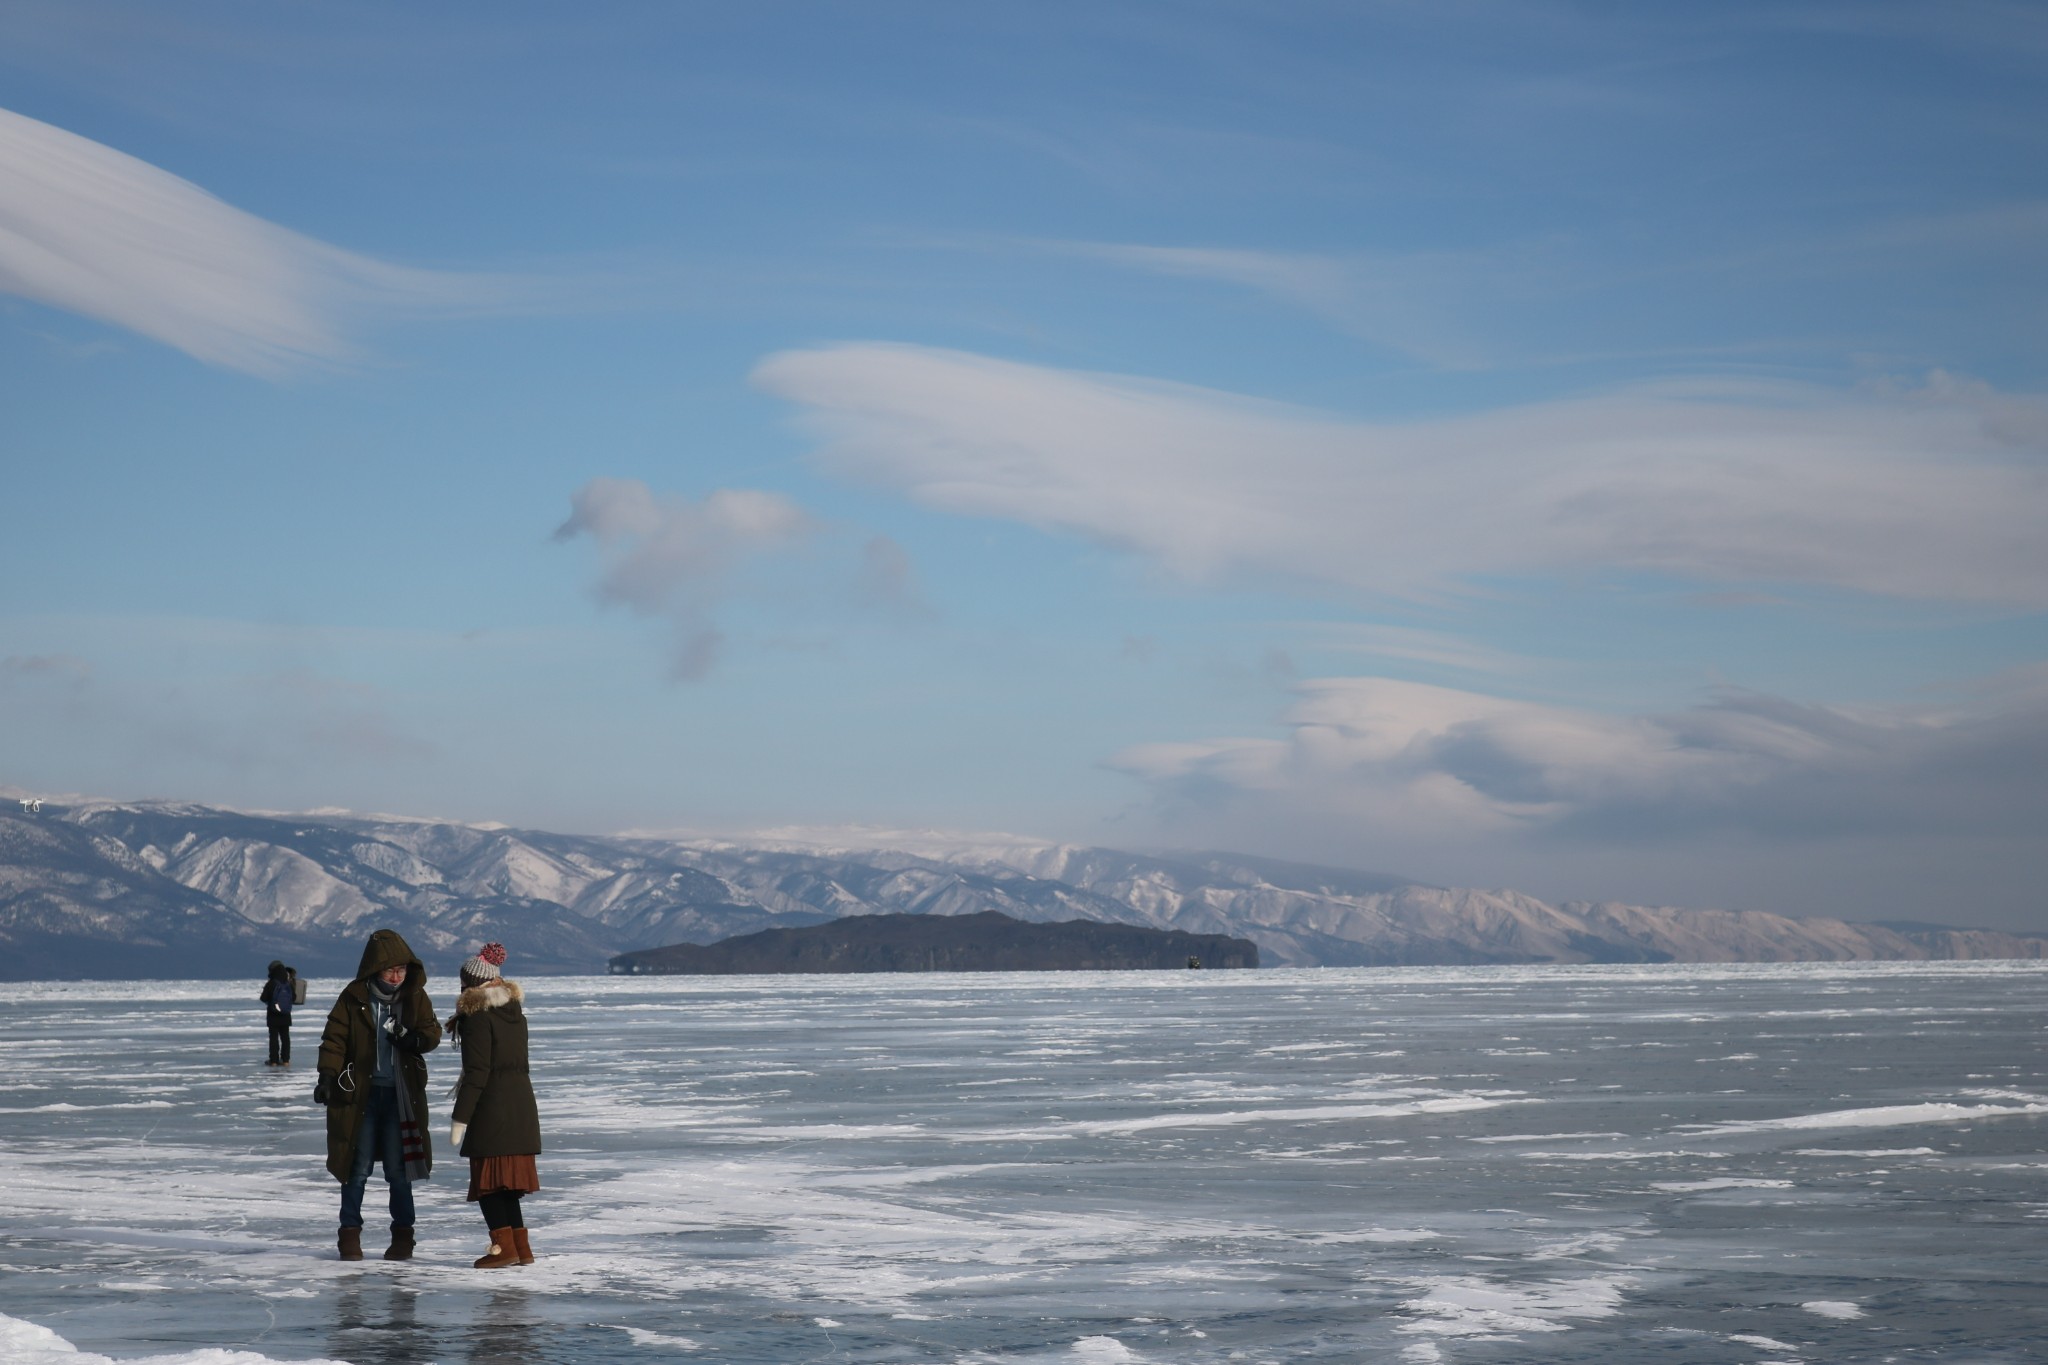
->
[461, 942, 507, 983]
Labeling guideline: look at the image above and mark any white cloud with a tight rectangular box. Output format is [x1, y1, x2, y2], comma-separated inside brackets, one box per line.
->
[1042, 239, 1509, 367]
[0, 105, 517, 373]
[554, 479, 819, 680]
[1285, 622, 1544, 676]
[1110, 670, 2048, 846]
[753, 343, 2048, 606]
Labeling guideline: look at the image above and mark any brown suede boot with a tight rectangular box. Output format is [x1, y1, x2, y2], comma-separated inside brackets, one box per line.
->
[383, 1226, 415, 1261]
[338, 1227, 363, 1261]
[510, 1227, 534, 1265]
[473, 1232, 519, 1269]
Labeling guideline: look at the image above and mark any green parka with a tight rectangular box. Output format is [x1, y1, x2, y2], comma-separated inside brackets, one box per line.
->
[317, 929, 442, 1182]
[450, 979, 542, 1158]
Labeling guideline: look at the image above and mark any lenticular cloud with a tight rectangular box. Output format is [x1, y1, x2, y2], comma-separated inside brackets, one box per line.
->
[754, 342, 2048, 606]
[1109, 671, 2048, 844]
[0, 105, 503, 374]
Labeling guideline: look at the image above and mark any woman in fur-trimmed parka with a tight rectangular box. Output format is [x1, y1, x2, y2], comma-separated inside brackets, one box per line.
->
[446, 942, 542, 1268]
[316, 928, 441, 1262]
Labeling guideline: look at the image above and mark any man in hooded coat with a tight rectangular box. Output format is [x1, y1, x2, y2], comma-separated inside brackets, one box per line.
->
[316, 928, 441, 1261]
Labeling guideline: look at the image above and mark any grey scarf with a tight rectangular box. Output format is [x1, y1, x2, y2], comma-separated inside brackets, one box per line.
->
[367, 978, 400, 1084]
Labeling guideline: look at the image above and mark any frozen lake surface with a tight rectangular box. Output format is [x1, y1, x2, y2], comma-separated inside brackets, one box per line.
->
[1, 963, 2045, 1363]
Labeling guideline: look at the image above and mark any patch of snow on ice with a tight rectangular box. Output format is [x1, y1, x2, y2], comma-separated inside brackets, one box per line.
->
[0, 1311, 349, 1364]
[1650, 1178, 1794, 1192]
[1470, 1131, 1625, 1144]
[1729, 1334, 1799, 1350]
[1802, 1300, 1864, 1320]
[1690, 1101, 2048, 1135]
[1066, 1094, 1515, 1135]
[1071, 1336, 1140, 1359]
[1789, 1148, 1937, 1158]
[1310, 1227, 1437, 1244]
[0, 1101, 175, 1113]
[614, 1325, 701, 1349]
[1531, 1231, 1626, 1257]
[1398, 1274, 1633, 1338]
[1521, 1150, 1727, 1161]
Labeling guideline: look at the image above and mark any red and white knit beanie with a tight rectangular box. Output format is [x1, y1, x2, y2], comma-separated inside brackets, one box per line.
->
[461, 942, 507, 985]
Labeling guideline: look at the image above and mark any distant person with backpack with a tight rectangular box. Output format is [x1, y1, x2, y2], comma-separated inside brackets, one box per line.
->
[258, 960, 300, 1065]
[315, 928, 442, 1262]
[446, 942, 542, 1268]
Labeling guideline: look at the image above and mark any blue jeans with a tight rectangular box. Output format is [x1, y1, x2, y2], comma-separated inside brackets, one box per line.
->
[338, 1085, 415, 1230]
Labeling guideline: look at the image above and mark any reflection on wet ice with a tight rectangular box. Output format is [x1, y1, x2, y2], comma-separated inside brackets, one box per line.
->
[330, 1281, 424, 1365]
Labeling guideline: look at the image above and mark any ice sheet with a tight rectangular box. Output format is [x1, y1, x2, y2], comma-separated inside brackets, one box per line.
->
[0, 962, 2044, 1361]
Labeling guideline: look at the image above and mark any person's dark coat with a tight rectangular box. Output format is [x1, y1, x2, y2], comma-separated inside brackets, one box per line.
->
[450, 979, 541, 1158]
[317, 929, 441, 1181]
[260, 962, 297, 1026]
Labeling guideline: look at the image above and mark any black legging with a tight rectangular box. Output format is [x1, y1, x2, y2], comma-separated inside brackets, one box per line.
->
[266, 1021, 291, 1064]
[478, 1191, 525, 1230]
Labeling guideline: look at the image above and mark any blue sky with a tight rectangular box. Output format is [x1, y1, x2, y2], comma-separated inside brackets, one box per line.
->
[3, 2, 2045, 926]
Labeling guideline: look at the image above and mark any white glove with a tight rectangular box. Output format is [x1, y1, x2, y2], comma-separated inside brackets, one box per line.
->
[383, 1017, 403, 1036]
[450, 1121, 468, 1148]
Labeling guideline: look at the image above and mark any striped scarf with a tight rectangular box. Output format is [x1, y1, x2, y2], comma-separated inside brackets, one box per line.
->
[394, 1074, 430, 1181]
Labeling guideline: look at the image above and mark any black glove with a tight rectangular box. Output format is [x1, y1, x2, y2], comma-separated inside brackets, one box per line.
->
[313, 1077, 334, 1106]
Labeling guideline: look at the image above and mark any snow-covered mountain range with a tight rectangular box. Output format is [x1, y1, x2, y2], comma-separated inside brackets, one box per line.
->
[1, 799, 2041, 978]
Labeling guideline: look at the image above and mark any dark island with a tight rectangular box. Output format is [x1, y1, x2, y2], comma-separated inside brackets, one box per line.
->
[608, 910, 1259, 975]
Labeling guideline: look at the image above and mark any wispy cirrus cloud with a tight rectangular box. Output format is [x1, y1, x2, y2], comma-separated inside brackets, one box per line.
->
[1040, 239, 1513, 368]
[0, 105, 534, 374]
[1283, 623, 1547, 677]
[753, 343, 2048, 606]
[1032, 198, 2048, 372]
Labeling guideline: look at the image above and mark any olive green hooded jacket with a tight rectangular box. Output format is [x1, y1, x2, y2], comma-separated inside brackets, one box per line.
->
[316, 929, 442, 1182]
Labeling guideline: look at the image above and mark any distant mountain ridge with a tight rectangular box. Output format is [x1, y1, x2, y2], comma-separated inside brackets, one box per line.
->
[0, 799, 2042, 979]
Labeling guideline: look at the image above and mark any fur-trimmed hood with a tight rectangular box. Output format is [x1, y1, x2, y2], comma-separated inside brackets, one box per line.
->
[456, 979, 524, 1015]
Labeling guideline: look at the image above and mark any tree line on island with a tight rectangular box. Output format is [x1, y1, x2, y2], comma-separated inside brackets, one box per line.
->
[608, 910, 1259, 975]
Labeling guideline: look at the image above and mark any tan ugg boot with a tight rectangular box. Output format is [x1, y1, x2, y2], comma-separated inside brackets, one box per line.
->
[511, 1227, 534, 1265]
[338, 1227, 363, 1261]
[473, 1233, 519, 1269]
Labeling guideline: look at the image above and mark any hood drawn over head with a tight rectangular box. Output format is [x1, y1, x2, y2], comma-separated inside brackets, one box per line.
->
[355, 928, 425, 986]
